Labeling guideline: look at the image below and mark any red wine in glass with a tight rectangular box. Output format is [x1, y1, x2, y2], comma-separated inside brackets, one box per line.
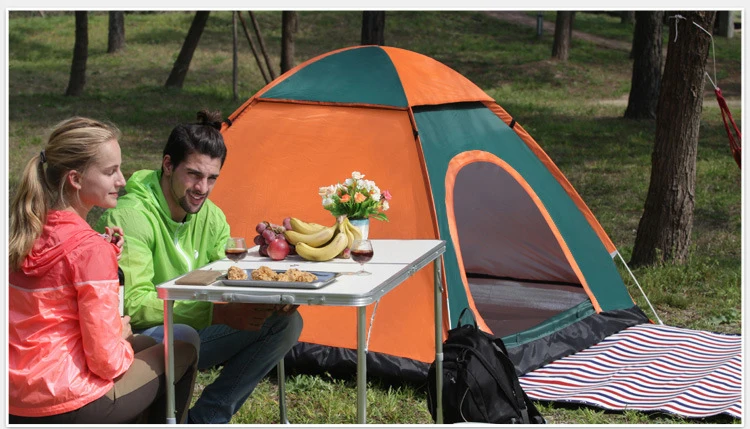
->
[351, 249, 374, 264]
[225, 237, 247, 264]
[225, 248, 248, 262]
[351, 239, 373, 276]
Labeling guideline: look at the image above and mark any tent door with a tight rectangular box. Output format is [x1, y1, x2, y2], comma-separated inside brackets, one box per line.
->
[452, 161, 589, 337]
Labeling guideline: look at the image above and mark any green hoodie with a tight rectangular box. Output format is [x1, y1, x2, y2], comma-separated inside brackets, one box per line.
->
[95, 169, 230, 330]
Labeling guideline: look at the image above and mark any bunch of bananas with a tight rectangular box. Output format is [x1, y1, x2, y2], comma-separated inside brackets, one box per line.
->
[284, 217, 363, 262]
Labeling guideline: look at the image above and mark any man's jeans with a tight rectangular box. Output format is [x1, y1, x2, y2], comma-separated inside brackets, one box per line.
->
[138, 310, 303, 424]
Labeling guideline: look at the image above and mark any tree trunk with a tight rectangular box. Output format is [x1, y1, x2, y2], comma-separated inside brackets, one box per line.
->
[551, 11, 574, 61]
[248, 12, 276, 80]
[65, 11, 88, 96]
[624, 11, 664, 120]
[107, 11, 125, 53]
[165, 11, 210, 89]
[714, 11, 734, 38]
[280, 11, 298, 73]
[620, 11, 636, 24]
[361, 11, 385, 45]
[232, 11, 238, 101]
[630, 11, 717, 267]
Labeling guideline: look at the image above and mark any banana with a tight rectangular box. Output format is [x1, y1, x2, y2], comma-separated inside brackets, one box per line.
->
[284, 223, 337, 247]
[344, 218, 364, 241]
[295, 232, 348, 262]
[343, 223, 354, 249]
[290, 217, 328, 235]
[337, 222, 354, 258]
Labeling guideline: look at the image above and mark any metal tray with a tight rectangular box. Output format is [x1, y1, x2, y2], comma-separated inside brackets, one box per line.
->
[220, 269, 336, 289]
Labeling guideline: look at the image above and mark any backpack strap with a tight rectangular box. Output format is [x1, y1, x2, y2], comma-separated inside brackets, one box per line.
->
[491, 341, 531, 423]
[457, 307, 478, 329]
[460, 345, 529, 422]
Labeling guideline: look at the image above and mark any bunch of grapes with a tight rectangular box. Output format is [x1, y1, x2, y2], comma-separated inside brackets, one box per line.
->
[254, 217, 295, 257]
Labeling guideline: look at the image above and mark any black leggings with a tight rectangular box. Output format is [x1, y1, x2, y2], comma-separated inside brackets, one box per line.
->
[9, 335, 198, 424]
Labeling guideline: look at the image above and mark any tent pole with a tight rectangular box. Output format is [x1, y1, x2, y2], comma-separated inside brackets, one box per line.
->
[615, 251, 664, 325]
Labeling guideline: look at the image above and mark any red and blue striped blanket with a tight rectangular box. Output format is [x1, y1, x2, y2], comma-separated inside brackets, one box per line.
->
[519, 324, 741, 419]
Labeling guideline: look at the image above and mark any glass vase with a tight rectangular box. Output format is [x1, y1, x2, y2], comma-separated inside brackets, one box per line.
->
[348, 218, 370, 239]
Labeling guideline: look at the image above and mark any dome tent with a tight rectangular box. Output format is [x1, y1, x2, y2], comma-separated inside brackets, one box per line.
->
[211, 45, 650, 382]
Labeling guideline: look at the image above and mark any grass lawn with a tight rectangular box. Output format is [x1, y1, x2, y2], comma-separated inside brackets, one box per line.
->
[7, 10, 742, 424]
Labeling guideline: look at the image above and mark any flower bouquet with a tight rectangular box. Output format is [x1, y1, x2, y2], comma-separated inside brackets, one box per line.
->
[319, 171, 392, 221]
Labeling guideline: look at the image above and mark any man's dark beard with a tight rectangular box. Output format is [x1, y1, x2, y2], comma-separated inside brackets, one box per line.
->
[179, 194, 205, 214]
[170, 174, 205, 214]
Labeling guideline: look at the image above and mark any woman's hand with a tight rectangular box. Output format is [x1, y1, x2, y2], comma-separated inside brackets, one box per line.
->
[121, 315, 133, 340]
[102, 226, 125, 259]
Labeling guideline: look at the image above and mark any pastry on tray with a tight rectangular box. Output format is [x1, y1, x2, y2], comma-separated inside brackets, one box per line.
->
[249, 266, 318, 283]
[227, 265, 248, 280]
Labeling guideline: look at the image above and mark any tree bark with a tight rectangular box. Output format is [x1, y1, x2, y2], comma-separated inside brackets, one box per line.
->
[620, 11, 636, 24]
[237, 11, 270, 84]
[65, 11, 88, 96]
[551, 11, 574, 61]
[232, 11, 238, 101]
[630, 11, 717, 267]
[165, 11, 210, 89]
[280, 11, 298, 73]
[361, 11, 385, 45]
[624, 11, 664, 120]
[107, 11, 125, 53]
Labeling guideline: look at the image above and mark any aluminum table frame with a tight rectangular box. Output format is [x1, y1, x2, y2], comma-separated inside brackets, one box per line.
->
[156, 239, 446, 424]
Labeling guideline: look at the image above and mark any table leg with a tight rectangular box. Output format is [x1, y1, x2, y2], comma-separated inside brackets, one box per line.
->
[277, 360, 289, 424]
[164, 299, 176, 424]
[434, 256, 444, 424]
[357, 306, 367, 424]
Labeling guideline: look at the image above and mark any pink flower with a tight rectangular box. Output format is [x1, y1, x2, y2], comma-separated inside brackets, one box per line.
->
[354, 192, 367, 203]
[340, 194, 351, 203]
[382, 190, 392, 201]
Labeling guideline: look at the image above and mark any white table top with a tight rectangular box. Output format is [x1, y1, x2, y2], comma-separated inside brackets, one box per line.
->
[156, 239, 445, 307]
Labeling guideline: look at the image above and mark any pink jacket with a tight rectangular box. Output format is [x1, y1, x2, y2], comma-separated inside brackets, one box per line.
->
[8, 210, 134, 417]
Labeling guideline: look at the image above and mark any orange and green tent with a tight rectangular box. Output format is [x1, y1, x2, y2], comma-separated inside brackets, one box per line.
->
[212, 45, 650, 381]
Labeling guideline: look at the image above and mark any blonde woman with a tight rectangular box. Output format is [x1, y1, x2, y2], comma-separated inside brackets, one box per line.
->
[8, 117, 197, 424]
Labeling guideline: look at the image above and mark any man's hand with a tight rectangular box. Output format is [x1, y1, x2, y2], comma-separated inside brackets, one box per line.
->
[274, 304, 299, 315]
[212, 303, 277, 331]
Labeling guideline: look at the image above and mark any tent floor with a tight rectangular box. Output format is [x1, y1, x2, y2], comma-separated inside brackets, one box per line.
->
[468, 277, 588, 338]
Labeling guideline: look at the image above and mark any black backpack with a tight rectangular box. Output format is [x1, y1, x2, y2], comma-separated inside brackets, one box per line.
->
[427, 308, 545, 424]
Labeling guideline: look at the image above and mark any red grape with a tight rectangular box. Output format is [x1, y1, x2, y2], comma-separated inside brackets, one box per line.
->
[262, 229, 276, 243]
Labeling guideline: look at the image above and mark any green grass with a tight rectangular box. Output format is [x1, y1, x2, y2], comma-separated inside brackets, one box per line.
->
[8, 10, 741, 425]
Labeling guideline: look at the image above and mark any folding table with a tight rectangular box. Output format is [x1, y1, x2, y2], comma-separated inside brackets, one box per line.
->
[156, 239, 446, 424]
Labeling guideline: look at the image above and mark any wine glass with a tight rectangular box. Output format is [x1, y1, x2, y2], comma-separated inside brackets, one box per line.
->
[350, 239, 374, 276]
[224, 237, 248, 265]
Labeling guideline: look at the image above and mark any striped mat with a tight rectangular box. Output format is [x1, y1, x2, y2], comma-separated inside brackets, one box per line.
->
[519, 324, 742, 419]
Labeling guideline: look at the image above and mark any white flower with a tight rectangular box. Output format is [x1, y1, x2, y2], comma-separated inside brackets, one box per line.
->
[319, 185, 337, 198]
[322, 196, 335, 207]
[381, 200, 389, 211]
[344, 178, 355, 187]
[352, 171, 365, 180]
